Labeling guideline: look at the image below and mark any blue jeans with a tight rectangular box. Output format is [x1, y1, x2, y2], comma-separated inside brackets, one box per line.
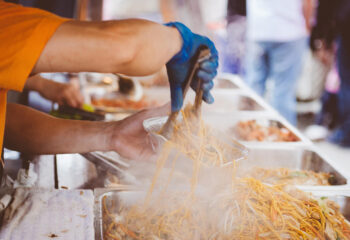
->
[245, 38, 307, 125]
[328, 37, 350, 146]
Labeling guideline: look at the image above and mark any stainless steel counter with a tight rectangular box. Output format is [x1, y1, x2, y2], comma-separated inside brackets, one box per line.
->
[24, 73, 350, 239]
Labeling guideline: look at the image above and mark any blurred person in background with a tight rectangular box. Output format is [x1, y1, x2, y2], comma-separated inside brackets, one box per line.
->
[310, 0, 350, 146]
[222, 0, 246, 75]
[24, 74, 84, 109]
[245, 0, 313, 125]
[6, 0, 75, 18]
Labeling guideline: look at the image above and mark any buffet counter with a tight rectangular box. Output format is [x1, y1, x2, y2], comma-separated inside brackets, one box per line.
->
[2, 73, 350, 239]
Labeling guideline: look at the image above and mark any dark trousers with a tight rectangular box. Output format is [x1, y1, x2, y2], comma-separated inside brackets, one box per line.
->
[337, 37, 350, 128]
[328, 36, 350, 144]
[6, 0, 76, 18]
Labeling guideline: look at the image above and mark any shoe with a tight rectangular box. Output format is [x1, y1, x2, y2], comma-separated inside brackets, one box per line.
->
[304, 125, 328, 141]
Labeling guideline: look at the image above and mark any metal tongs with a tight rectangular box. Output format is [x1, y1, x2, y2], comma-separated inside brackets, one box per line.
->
[161, 46, 211, 139]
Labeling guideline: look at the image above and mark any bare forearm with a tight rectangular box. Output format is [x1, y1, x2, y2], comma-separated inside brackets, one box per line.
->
[24, 74, 45, 92]
[33, 19, 182, 76]
[303, 0, 314, 32]
[4, 103, 113, 154]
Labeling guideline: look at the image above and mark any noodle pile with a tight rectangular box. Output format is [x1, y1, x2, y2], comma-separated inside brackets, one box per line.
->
[242, 167, 332, 186]
[102, 104, 350, 240]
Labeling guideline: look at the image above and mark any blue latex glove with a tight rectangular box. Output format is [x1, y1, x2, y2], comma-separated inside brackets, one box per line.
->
[165, 22, 219, 112]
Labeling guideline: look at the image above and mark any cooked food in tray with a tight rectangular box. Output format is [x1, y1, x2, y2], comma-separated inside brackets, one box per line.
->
[91, 96, 156, 111]
[233, 120, 299, 142]
[102, 178, 350, 240]
[87, 75, 162, 112]
[101, 101, 348, 239]
[244, 167, 333, 186]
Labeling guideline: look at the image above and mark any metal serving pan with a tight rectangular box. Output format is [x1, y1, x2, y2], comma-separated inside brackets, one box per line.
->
[203, 113, 308, 145]
[327, 195, 350, 220]
[240, 146, 347, 186]
[85, 87, 169, 113]
[84, 78, 265, 111]
[301, 190, 350, 221]
[201, 90, 265, 113]
[94, 188, 350, 240]
[213, 77, 240, 89]
[94, 188, 141, 240]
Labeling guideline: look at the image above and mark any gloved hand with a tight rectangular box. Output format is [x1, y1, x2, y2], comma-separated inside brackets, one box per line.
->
[165, 22, 219, 112]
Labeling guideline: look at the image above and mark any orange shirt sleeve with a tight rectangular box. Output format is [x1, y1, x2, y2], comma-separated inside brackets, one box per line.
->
[0, 2, 69, 159]
[0, 1, 69, 91]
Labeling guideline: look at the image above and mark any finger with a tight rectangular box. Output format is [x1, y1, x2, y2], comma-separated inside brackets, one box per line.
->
[202, 91, 214, 104]
[202, 81, 214, 92]
[68, 86, 84, 108]
[65, 92, 78, 108]
[69, 88, 84, 108]
[197, 70, 217, 83]
[170, 85, 183, 112]
[73, 96, 83, 108]
[75, 95, 84, 108]
[67, 98, 78, 108]
[200, 60, 218, 73]
[193, 34, 218, 58]
[202, 37, 219, 58]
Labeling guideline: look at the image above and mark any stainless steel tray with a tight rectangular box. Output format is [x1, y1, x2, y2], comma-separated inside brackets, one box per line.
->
[86, 87, 169, 113]
[56, 153, 127, 190]
[216, 73, 246, 90]
[94, 187, 141, 240]
[202, 90, 265, 113]
[85, 82, 265, 112]
[303, 190, 350, 221]
[94, 187, 350, 240]
[327, 195, 350, 220]
[213, 77, 239, 89]
[204, 113, 305, 144]
[241, 146, 347, 186]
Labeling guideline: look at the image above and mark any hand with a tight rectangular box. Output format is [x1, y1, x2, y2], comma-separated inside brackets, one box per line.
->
[310, 38, 335, 66]
[110, 104, 170, 160]
[165, 22, 219, 112]
[314, 48, 334, 66]
[41, 79, 84, 108]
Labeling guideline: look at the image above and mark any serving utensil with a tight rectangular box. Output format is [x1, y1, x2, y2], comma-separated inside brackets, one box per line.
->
[145, 46, 248, 166]
[161, 46, 211, 139]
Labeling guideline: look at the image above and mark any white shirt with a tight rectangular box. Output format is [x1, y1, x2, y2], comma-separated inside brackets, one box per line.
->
[247, 0, 307, 41]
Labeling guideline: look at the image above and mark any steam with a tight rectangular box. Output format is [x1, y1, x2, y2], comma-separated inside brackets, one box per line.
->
[110, 109, 247, 239]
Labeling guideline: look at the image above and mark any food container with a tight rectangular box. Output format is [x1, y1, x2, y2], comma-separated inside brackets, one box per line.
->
[213, 77, 240, 89]
[215, 73, 247, 90]
[326, 195, 350, 220]
[240, 146, 347, 186]
[86, 87, 167, 113]
[84, 81, 265, 113]
[202, 90, 265, 113]
[301, 190, 350, 221]
[144, 89, 265, 113]
[203, 113, 305, 144]
[94, 188, 350, 240]
[143, 116, 249, 167]
[94, 188, 142, 240]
